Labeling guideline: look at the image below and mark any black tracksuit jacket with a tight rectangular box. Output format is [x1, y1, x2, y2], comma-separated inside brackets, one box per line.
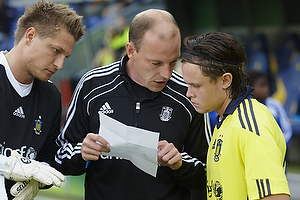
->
[55, 55, 210, 200]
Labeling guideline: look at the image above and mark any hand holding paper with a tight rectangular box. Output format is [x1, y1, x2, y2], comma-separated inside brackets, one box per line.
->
[98, 113, 160, 177]
[82, 133, 111, 163]
[157, 140, 182, 170]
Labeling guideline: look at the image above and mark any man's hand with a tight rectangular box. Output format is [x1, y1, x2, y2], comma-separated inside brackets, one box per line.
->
[81, 133, 111, 161]
[10, 180, 41, 200]
[4, 151, 64, 187]
[157, 140, 182, 170]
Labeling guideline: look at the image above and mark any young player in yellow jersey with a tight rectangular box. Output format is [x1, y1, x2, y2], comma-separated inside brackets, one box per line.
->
[181, 32, 290, 200]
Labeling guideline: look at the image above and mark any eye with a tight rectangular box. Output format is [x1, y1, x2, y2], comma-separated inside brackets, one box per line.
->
[53, 48, 60, 54]
[151, 61, 161, 66]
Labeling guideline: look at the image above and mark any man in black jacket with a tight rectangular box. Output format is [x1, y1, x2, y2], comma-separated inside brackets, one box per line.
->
[56, 9, 210, 200]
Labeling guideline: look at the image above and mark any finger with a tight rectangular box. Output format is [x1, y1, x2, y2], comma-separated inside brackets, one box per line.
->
[32, 173, 52, 186]
[157, 141, 174, 158]
[160, 147, 177, 164]
[35, 166, 64, 187]
[43, 165, 65, 182]
[157, 140, 168, 150]
[167, 151, 181, 165]
[84, 133, 110, 152]
[95, 135, 111, 152]
[81, 141, 102, 161]
[82, 134, 111, 161]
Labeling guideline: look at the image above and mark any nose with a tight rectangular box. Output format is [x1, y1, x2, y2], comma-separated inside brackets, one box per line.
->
[54, 55, 65, 70]
[160, 64, 173, 80]
[186, 86, 194, 98]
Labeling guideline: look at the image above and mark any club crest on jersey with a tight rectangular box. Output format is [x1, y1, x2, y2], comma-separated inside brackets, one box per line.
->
[34, 116, 42, 135]
[159, 106, 173, 122]
[207, 180, 223, 200]
[214, 139, 223, 162]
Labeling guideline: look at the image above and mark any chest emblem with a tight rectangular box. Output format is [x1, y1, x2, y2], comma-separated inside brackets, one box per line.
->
[212, 138, 223, 162]
[207, 180, 223, 200]
[34, 116, 42, 135]
[159, 106, 173, 122]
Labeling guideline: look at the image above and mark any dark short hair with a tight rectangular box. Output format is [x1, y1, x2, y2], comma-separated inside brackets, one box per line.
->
[182, 32, 248, 99]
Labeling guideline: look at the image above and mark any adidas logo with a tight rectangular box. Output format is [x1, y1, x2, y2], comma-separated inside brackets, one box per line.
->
[13, 106, 25, 118]
[99, 102, 114, 114]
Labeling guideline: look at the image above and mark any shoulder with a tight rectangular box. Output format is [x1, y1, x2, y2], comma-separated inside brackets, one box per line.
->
[31, 80, 61, 112]
[36, 79, 60, 94]
[265, 97, 283, 108]
[82, 61, 120, 79]
[35, 79, 61, 99]
[70, 61, 122, 100]
[79, 61, 121, 86]
[231, 98, 276, 135]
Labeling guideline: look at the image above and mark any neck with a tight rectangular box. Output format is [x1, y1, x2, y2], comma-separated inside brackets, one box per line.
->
[5, 48, 33, 84]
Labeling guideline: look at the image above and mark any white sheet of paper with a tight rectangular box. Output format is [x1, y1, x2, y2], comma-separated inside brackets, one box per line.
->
[99, 112, 160, 177]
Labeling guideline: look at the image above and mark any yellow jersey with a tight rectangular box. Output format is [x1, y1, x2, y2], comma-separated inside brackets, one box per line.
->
[207, 94, 290, 199]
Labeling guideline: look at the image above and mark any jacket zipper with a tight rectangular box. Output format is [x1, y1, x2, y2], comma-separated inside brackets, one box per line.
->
[134, 102, 140, 127]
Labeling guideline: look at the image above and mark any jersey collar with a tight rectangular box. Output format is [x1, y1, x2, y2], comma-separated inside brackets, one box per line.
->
[216, 86, 254, 128]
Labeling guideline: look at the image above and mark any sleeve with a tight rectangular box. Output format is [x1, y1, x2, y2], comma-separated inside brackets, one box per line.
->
[170, 112, 211, 191]
[36, 86, 62, 170]
[55, 81, 90, 175]
[241, 127, 290, 199]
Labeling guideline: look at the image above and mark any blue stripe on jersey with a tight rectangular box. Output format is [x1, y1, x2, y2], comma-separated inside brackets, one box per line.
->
[238, 99, 260, 136]
[242, 101, 253, 132]
[260, 179, 266, 197]
[238, 107, 246, 129]
[248, 99, 260, 136]
[266, 179, 271, 196]
[255, 179, 272, 198]
[256, 179, 262, 198]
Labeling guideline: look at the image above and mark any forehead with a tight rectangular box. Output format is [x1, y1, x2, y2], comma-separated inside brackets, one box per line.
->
[45, 29, 76, 55]
[182, 62, 208, 82]
[139, 43, 180, 64]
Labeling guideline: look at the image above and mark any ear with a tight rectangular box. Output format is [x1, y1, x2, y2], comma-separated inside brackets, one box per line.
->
[221, 73, 232, 89]
[126, 42, 135, 61]
[24, 27, 37, 45]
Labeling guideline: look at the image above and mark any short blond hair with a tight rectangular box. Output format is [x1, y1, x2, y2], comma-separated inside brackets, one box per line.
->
[14, 0, 85, 44]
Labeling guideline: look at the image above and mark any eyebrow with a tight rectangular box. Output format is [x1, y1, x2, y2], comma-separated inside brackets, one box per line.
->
[53, 44, 72, 57]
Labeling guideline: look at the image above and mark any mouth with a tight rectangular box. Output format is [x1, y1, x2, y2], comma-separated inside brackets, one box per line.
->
[47, 69, 56, 75]
[154, 80, 167, 85]
[191, 101, 198, 107]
